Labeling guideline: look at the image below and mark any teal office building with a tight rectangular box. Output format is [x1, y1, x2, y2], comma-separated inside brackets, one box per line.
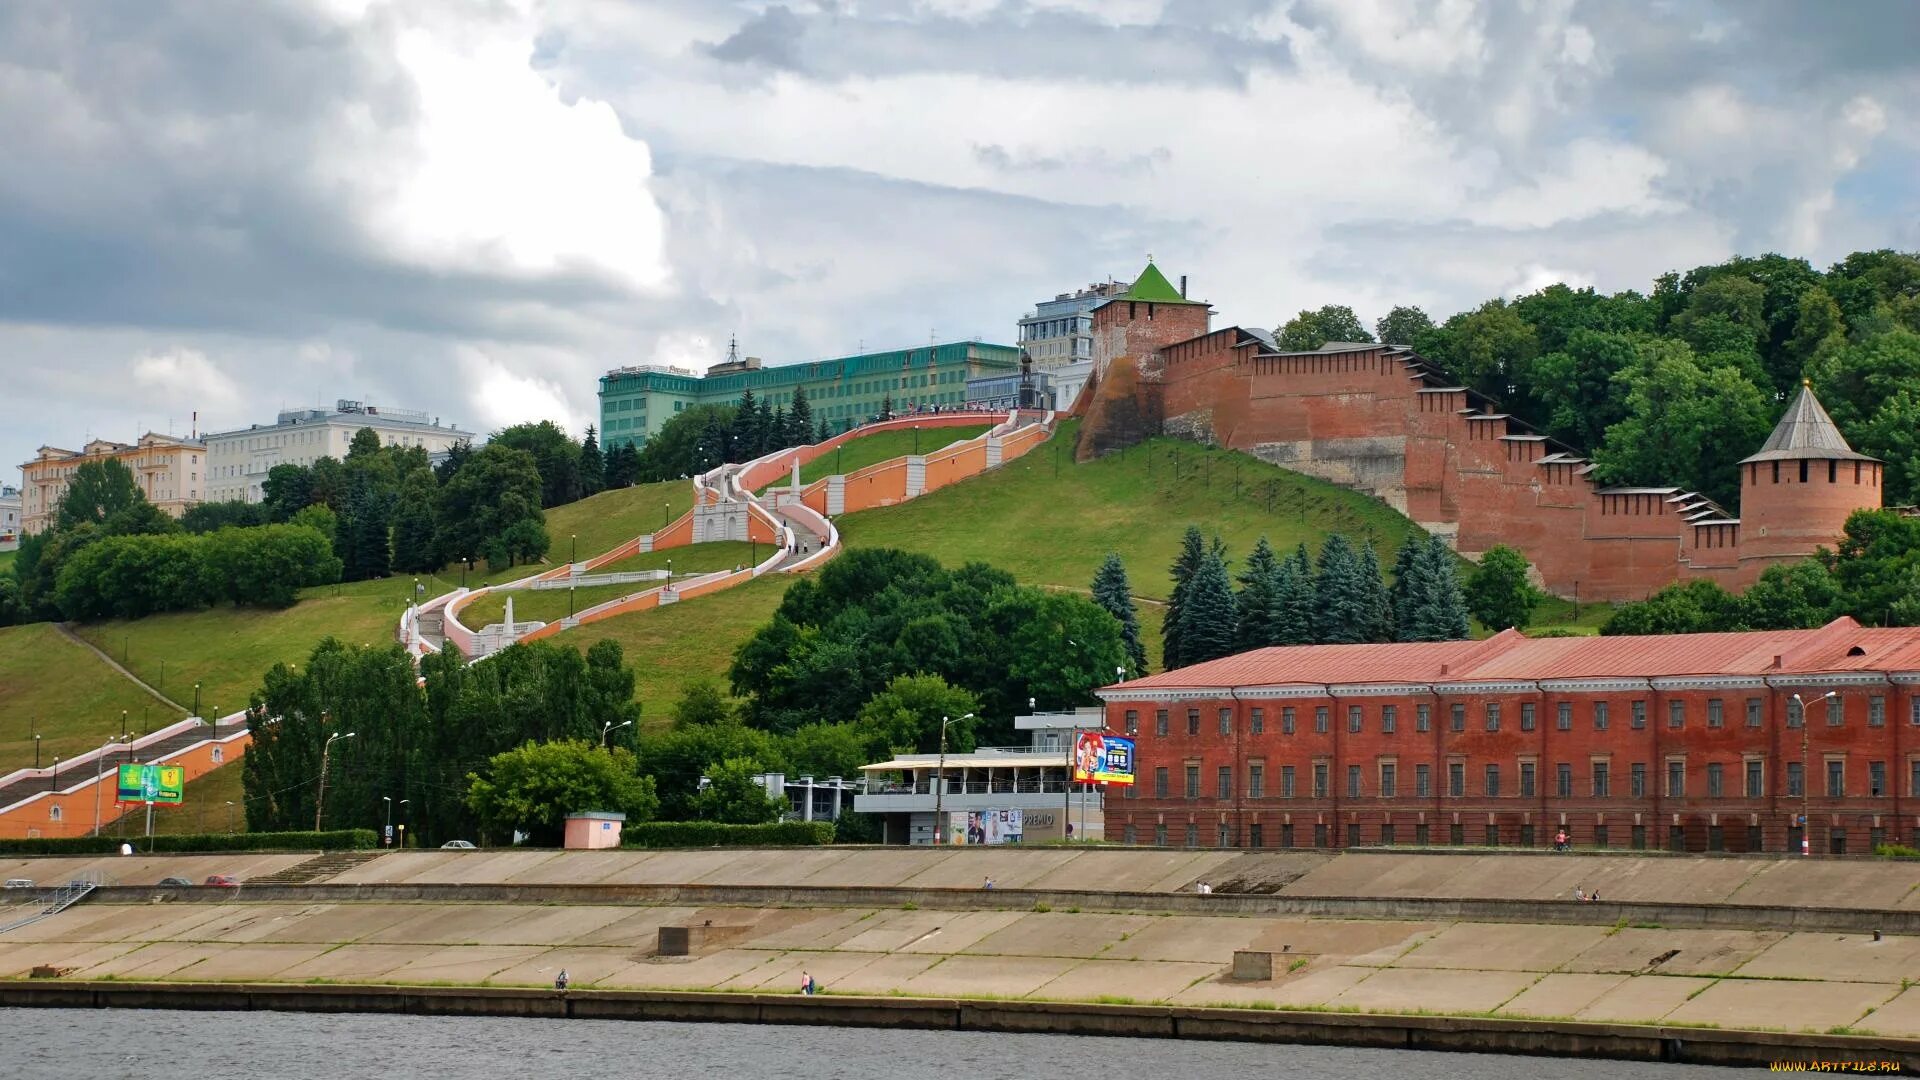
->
[598, 341, 1020, 448]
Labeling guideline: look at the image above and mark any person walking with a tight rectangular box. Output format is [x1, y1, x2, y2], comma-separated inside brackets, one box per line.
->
[554, 969, 570, 991]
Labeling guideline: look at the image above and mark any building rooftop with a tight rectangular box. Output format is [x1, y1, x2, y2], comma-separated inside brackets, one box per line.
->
[1101, 618, 1920, 695]
[1099, 260, 1206, 307]
[1740, 382, 1877, 464]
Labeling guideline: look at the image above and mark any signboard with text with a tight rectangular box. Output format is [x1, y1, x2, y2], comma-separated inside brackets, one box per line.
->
[1071, 733, 1135, 785]
[116, 763, 185, 805]
[948, 809, 1023, 845]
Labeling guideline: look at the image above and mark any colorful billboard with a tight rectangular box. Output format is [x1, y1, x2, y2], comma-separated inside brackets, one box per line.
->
[948, 809, 1024, 845]
[116, 763, 185, 805]
[1071, 732, 1135, 785]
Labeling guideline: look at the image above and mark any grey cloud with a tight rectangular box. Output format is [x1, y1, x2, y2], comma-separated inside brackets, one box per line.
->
[972, 143, 1172, 175]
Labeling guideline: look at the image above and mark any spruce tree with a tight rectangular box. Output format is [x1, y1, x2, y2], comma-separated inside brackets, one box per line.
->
[1178, 548, 1239, 665]
[1407, 536, 1470, 641]
[341, 482, 391, 582]
[733, 390, 760, 458]
[1161, 525, 1206, 670]
[390, 471, 439, 573]
[879, 392, 894, 421]
[757, 397, 777, 453]
[1234, 536, 1280, 650]
[1313, 534, 1369, 644]
[1269, 544, 1317, 645]
[696, 413, 730, 472]
[1358, 541, 1392, 642]
[579, 425, 605, 496]
[1388, 539, 1424, 642]
[770, 405, 789, 451]
[816, 416, 831, 443]
[1091, 553, 1149, 677]
[789, 385, 813, 446]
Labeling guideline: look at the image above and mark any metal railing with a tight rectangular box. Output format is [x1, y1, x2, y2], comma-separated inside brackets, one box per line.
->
[0, 870, 104, 935]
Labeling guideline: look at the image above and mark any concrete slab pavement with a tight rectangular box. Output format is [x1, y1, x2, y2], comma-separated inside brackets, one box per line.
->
[1858, 987, 1920, 1037]
[383, 944, 546, 984]
[1394, 922, 1612, 972]
[275, 944, 439, 982]
[1032, 959, 1217, 1003]
[959, 912, 1153, 958]
[901, 953, 1078, 998]
[1172, 963, 1374, 1009]
[1562, 927, 1784, 976]
[1495, 972, 1629, 1019]
[1664, 977, 1899, 1033]
[1574, 974, 1714, 1023]
[485, 946, 643, 989]
[1733, 930, 1920, 982]
[1327, 967, 1539, 1014]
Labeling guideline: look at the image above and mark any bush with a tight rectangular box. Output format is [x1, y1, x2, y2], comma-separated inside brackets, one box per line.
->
[0, 829, 377, 856]
[1874, 843, 1920, 860]
[621, 821, 833, 848]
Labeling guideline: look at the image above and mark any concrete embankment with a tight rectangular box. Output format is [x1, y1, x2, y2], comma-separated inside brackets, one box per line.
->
[86, 880, 1920, 936]
[3, 980, 1915, 1070]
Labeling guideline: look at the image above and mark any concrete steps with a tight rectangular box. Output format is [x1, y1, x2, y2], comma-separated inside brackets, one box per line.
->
[248, 850, 384, 886]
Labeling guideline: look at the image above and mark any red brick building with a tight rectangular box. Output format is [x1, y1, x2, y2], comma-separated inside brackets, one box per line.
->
[1098, 619, 1920, 855]
[1073, 262, 1885, 601]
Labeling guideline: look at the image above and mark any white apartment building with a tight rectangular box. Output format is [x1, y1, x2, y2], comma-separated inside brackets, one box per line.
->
[204, 400, 474, 503]
[1017, 280, 1129, 369]
[0, 484, 21, 549]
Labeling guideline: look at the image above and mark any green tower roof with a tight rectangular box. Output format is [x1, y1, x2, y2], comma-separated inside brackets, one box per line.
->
[1122, 260, 1202, 304]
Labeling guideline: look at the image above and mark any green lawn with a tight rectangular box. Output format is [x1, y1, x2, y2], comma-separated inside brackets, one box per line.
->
[761, 425, 992, 491]
[0, 549, 16, 575]
[1526, 596, 1617, 637]
[0, 622, 185, 773]
[140, 758, 249, 836]
[463, 478, 696, 586]
[837, 420, 1426, 602]
[459, 581, 650, 630]
[71, 575, 421, 728]
[596, 540, 760, 577]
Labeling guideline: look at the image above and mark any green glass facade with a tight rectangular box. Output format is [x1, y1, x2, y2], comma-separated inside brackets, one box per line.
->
[598, 341, 1020, 448]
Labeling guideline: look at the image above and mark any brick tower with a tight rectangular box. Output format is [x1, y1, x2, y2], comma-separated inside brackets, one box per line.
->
[1736, 381, 1882, 581]
[1075, 260, 1212, 458]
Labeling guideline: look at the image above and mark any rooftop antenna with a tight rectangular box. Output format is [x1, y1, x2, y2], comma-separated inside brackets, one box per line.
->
[726, 333, 739, 364]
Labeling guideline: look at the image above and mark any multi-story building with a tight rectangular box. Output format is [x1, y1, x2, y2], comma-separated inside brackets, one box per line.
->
[1018, 280, 1130, 369]
[19, 433, 206, 535]
[1100, 619, 1920, 855]
[598, 340, 1020, 449]
[0, 484, 20, 549]
[202, 400, 473, 503]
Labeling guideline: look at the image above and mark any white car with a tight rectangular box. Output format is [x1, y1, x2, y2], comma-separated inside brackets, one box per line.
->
[440, 840, 477, 850]
[2, 879, 33, 889]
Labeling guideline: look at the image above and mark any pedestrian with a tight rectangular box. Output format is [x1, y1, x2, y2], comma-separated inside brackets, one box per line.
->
[801, 971, 814, 995]
[1197, 881, 1212, 895]
[983, 876, 994, 890]
[1572, 888, 1586, 902]
[1554, 830, 1570, 852]
[554, 969, 570, 991]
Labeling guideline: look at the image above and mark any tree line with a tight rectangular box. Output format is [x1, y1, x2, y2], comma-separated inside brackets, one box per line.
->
[609, 384, 840, 485]
[1276, 249, 1920, 512]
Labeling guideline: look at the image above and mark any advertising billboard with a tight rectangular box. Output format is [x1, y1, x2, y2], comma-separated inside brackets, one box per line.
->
[116, 763, 185, 805]
[948, 809, 1023, 845]
[1071, 732, 1135, 785]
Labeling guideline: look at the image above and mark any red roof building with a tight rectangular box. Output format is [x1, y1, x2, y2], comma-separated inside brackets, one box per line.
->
[1096, 618, 1920, 854]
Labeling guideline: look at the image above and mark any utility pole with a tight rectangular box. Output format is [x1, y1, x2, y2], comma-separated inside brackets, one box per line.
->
[932, 712, 974, 844]
[315, 731, 356, 832]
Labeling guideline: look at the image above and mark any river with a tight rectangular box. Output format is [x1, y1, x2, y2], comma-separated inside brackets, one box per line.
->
[3, 1008, 1760, 1078]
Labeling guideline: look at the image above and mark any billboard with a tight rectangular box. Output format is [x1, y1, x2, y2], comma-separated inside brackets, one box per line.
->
[1071, 732, 1135, 785]
[948, 809, 1023, 845]
[116, 763, 185, 805]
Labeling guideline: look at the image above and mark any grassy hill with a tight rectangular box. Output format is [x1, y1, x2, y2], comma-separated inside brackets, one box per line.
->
[0, 549, 16, 574]
[0, 622, 183, 771]
[773, 423, 991, 490]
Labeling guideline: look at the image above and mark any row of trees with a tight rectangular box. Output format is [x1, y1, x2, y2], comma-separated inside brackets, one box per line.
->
[1157, 527, 1476, 670]
[1603, 510, 1920, 634]
[1275, 249, 1920, 511]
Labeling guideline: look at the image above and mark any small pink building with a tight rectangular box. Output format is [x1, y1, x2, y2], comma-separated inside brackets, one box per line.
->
[562, 812, 626, 849]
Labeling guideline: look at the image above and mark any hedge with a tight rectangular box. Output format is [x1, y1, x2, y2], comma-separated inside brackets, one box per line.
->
[622, 821, 834, 848]
[0, 829, 378, 856]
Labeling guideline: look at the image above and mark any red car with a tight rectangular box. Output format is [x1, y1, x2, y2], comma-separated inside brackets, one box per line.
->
[203, 875, 240, 888]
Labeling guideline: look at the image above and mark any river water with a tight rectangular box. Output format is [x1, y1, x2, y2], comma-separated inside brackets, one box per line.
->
[3, 1009, 1760, 1078]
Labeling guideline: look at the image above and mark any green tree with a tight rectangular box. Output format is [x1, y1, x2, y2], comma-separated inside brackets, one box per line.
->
[1826, 509, 1920, 626]
[1741, 560, 1842, 630]
[1276, 304, 1372, 351]
[180, 500, 268, 533]
[389, 470, 440, 573]
[434, 443, 545, 569]
[467, 740, 658, 845]
[261, 463, 313, 522]
[1403, 537, 1469, 641]
[856, 673, 981, 754]
[1091, 552, 1148, 677]
[1602, 579, 1749, 636]
[1357, 542, 1392, 642]
[691, 756, 784, 824]
[1177, 547, 1238, 665]
[1855, 389, 1920, 506]
[1464, 545, 1541, 631]
[347, 426, 383, 460]
[879, 392, 894, 421]
[1233, 537, 1279, 651]
[1387, 539, 1424, 641]
[208, 524, 342, 607]
[337, 481, 391, 582]
[1529, 330, 1640, 449]
[491, 420, 584, 508]
[1161, 525, 1206, 669]
[1374, 305, 1433, 346]
[1269, 544, 1317, 645]
[578, 425, 606, 496]
[604, 442, 639, 487]
[1312, 534, 1369, 644]
[733, 389, 762, 458]
[1592, 338, 1773, 510]
[788, 385, 814, 446]
[54, 458, 146, 531]
[1418, 298, 1542, 410]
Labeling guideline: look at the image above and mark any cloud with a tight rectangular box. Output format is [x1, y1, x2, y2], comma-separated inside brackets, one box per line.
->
[130, 347, 243, 416]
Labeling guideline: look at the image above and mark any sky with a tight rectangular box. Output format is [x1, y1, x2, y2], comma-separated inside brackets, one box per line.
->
[3, 0, 1918, 478]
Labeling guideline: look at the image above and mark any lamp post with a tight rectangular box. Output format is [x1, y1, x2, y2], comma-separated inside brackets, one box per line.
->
[121, 710, 128, 741]
[663, 502, 671, 530]
[225, 801, 236, 833]
[571, 533, 578, 566]
[33, 734, 40, 770]
[396, 799, 410, 849]
[932, 712, 975, 844]
[1790, 691, 1838, 857]
[192, 682, 202, 719]
[92, 737, 119, 836]
[314, 731, 356, 832]
[601, 719, 633, 748]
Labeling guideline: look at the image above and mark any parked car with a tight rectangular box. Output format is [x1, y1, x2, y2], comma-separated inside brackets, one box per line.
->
[440, 840, 476, 850]
[203, 875, 240, 888]
[157, 877, 193, 887]
[2, 879, 32, 889]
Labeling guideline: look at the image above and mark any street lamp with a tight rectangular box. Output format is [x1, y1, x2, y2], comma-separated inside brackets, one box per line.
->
[601, 719, 634, 748]
[225, 800, 236, 833]
[192, 682, 202, 719]
[33, 734, 40, 770]
[397, 798, 410, 849]
[91, 737, 119, 836]
[314, 731, 357, 831]
[571, 533, 578, 566]
[931, 712, 975, 844]
[663, 502, 671, 529]
[1790, 691, 1839, 857]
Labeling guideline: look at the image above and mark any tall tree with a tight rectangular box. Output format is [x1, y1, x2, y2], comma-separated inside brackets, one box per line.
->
[1592, 337, 1773, 510]
[1357, 541, 1392, 642]
[1091, 552, 1148, 678]
[732, 389, 760, 459]
[1387, 539, 1424, 642]
[338, 480, 391, 582]
[1268, 544, 1317, 645]
[1161, 526, 1207, 670]
[490, 420, 584, 508]
[788, 385, 814, 445]
[578, 425, 605, 496]
[1276, 305, 1373, 351]
[1407, 536, 1470, 641]
[54, 458, 146, 531]
[1177, 547, 1238, 665]
[433, 444, 544, 570]
[261, 463, 313, 523]
[1375, 305, 1434, 346]
[389, 470, 440, 573]
[1233, 536, 1279, 650]
[346, 426, 383, 460]
[1465, 545, 1541, 631]
[1312, 534, 1370, 644]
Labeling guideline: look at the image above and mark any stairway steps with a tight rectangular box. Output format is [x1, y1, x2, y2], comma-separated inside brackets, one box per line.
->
[247, 850, 383, 886]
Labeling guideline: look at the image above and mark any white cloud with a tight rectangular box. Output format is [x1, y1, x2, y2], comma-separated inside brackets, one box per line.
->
[457, 346, 583, 434]
[130, 346, 242, 415]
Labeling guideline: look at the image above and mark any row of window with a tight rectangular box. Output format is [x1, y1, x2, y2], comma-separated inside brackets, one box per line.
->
[1125, 695, 1915, 739]
[1139, 758, 1916, 801]
[1118, 820, 1889, 854]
